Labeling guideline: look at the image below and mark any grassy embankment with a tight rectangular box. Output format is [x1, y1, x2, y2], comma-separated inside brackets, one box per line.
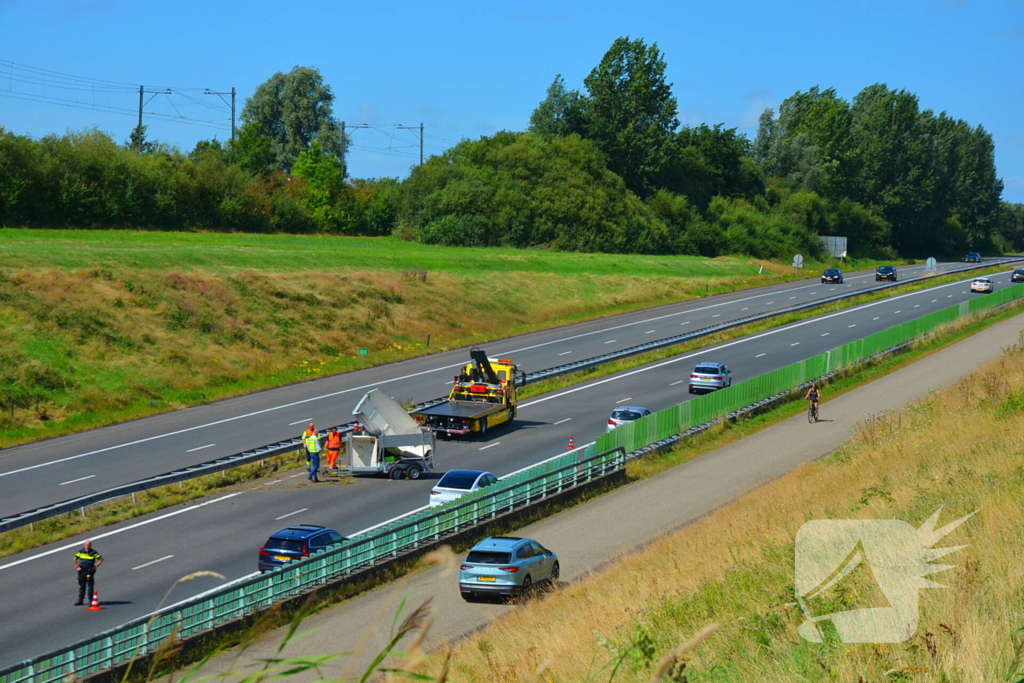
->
[0, 228, 805, 447]
[438, 317, 1024, 682]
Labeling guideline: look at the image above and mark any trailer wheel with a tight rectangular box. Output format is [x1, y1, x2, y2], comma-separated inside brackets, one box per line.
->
[478, 420, 487, 436]
[390, 467, 406, 480]
[407, 465, 422, 480]
[507, 409, 514, 425]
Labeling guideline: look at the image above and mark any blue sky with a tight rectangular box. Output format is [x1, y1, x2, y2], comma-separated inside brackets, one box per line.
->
[2, 0, 1022, 202]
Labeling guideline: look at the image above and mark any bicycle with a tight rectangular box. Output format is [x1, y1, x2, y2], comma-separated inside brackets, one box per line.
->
[808, 401, 819, 423]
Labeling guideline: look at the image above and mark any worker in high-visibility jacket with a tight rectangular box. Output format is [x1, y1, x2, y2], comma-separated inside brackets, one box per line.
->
[325, 427, 342, 471]
[303, 431, 322, 483]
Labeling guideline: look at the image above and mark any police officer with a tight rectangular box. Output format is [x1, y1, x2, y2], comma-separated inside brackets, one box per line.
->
[73, 540, 104, 606]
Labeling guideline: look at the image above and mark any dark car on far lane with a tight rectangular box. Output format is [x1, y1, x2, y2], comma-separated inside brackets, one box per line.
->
[821, 268, 844, 284]
[875, 265, 897, 282]
[965, 252, 982, 263]
[1011, 269, 1024, 284]
[258, 524, 346, 573]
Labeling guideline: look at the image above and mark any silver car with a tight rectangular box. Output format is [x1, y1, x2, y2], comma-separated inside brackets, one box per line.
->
[428, 469, 498, 508]
[688, 362, 732, 394]
[459, 536, 559, 600]
[606, 406, 651, 432]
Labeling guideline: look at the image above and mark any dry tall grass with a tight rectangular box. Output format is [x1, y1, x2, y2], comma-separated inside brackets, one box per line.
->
[437, 336, 1024, 681]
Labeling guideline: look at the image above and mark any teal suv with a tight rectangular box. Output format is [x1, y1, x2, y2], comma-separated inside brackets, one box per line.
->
[459, 537, 559, 600]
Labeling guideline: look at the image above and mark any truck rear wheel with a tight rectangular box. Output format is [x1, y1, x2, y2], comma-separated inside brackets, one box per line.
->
[407, 465, 422, 480]
[390, 467, 406, 480]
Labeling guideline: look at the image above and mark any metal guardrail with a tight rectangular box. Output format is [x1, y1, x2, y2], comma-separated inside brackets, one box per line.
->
[1, 257, 1019, 534]
[3, 283, 1023, 683]
[0, 445, 625, 683]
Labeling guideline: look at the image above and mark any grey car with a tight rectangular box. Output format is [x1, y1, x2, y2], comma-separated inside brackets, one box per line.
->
[606, 406, 651, 432]
[458, 536, 559, 600]
[688, 362, 732, 394]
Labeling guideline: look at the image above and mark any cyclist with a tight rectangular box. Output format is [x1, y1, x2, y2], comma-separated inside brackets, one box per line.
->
[804, 383, 821, 419]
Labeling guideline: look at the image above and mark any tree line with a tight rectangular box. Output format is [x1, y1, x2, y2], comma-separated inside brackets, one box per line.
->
[1, 43, 1021, 259]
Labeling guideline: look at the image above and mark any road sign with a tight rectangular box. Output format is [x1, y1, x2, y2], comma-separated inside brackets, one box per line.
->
[793, 254, 804, 269]
[358, 348, 368, 356]
[926, 257, 937, 272]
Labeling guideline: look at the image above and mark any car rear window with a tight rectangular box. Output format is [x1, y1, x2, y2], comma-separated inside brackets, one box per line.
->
[265, 539, 305, 553]
[438, 471, 480, 490]
[611, 409, 642, 421]
[693, 366, 721, 375]
[466, 551, 512, 564]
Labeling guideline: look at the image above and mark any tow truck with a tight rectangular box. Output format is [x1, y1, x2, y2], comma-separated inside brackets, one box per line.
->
[410, 348, 525, 437]
[343, 389, 436, 480]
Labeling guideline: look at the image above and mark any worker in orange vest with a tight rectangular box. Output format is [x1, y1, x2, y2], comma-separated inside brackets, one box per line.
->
[325, 427, 342, 470]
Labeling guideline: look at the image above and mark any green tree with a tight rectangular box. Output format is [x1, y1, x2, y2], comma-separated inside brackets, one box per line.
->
[528, 74, 585, 137]
[581, 37, 679, 197]
[291, 139, 344, 231]
[125, 125, 155, 154]
[239, 66, 347, 173]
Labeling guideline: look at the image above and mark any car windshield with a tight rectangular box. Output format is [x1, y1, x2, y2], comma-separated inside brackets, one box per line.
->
[466, 550, 512, 564]
[438, 471, 481, 490]
[611, 409, 642, 421]
[824, 269, 839, 275]
[693, 366, 721, 375]
[878, 267, 894, 272]
[265, 539, 305, 553]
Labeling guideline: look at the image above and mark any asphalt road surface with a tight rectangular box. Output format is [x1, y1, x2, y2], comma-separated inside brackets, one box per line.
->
[1, 267, 1020, 666]
[184, 298, 1024, 682]
[0, 259, 993, 522]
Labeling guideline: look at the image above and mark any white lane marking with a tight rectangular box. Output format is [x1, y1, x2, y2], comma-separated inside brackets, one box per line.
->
[288, 418, 313, 426]
[553, 418, 572, 425]
[810, 291, 816, 295]
[59, 475, 96, 486]
[791, 342, 800, 346]
[616, 397, 633, 403]
[275, 507, 309, 521]
[766, 301, 774, 304]
[479, 442, 502, 451]
[521, 276, 985, 410]
[132, 555, 174, 571]
[741, 307, 749, 311]
[680, 321, 690, 325]
[914, 305, 919, 308]
[932, 299, 937, 302]
[0, 494, 241, 571]
[645, 329, 657, 334]
[948, 294, 953, 297]
[821, 332, 830, 337]
[789, 296, 796, 299]
[712, 314, 721, 318]
[604, 339, 617, 344]
[288, 473, 304, 478]
[894, 310, 901, 314]
[849, 324, 856, 328]
[873, 317, 881, 320]
[263, 480, 281, 486]
[558, 351, 572, 356]
[669, 380, 684, 386]
[445, 380, 454, 385]
[186, 443, 215, 453]
[756, 353, 767, 358]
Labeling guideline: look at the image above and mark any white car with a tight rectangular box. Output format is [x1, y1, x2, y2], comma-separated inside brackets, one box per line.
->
[970, 278, 994, 293]
[428, 469, 498, 507]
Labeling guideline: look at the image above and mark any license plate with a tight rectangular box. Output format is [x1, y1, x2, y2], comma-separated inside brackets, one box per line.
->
[275, 555, 291, 562]
[477, 576, 496, 582]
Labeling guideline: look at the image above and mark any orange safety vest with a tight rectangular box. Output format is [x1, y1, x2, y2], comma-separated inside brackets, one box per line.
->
[326, 431, 342, 451]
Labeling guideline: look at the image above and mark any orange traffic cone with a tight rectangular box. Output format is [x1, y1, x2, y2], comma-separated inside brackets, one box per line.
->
[567, 436, 575, 450]
[87, 590, 101, 611]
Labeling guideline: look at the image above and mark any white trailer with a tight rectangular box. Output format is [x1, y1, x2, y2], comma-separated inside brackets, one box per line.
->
[344, 389, 436, 480]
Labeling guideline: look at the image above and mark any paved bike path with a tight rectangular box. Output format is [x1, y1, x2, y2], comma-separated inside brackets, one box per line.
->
[187, 312, 1024, 682]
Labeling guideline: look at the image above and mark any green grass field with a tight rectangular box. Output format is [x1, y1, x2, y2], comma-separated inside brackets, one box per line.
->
[0, 229, 803, 447]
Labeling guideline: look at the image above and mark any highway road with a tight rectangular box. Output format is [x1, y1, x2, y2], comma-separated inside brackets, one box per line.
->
[0, 259, 990, 521]
[1, 265, 1020, 666]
